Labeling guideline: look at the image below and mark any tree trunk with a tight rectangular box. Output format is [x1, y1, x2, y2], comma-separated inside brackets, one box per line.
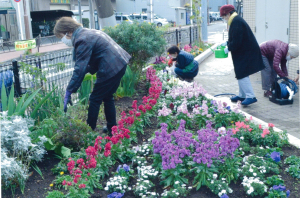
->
[94, 0, 116, 29]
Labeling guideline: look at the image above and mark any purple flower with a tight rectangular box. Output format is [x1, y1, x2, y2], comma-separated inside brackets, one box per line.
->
[123, 164, 130, 172]
[116, 165, 122, 172]
[107, 192, 118, 198]
[115, 193, 124, 198]
[273, 185, 286, 191]
[270, 151, 281, 163]
[221, 194, 229, 198]
[286, 190, 290, 197]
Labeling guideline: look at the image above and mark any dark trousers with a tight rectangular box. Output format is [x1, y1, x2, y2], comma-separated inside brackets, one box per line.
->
[87, 66, 126, 131]
[174, 61, 199, 79]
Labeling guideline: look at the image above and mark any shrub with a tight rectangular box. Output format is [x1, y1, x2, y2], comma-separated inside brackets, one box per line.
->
[1, 112, 47, 194]
[103, 21, 167, 76]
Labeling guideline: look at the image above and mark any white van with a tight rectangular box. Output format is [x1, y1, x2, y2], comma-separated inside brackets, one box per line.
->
[129, 14, 169, 27]
[115, 15, 134, 24]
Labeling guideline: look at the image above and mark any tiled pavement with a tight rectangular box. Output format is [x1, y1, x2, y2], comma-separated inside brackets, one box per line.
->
[195, 53, 300, 138]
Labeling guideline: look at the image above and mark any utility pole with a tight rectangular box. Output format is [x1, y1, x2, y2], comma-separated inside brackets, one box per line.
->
[12, 0, 26, 40]
[147, 0, 153, 23]
[78, 0, 82, 24]
[89, 0, 95, 29]
[23, 0, 33, 39]
[201, 0, 208, 42]
[190, 0, 193, 25]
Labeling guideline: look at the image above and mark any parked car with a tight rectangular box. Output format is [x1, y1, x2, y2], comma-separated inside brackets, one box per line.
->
[129, 14, 168, 27]
[115, 15, 134, 24]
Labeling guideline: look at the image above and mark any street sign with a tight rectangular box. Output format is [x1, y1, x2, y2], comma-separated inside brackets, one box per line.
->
[14, 0, 21, 2]
[15, 39, 36, 51]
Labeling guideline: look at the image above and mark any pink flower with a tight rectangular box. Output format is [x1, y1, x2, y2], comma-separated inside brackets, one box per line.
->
[245, 118, 249, 122]
[62, 180, 66, 185]
[268, 123, 275, 128]
[248, 128, 253, 132]
[87, 172, 91, 176]
[67, 182, 72, 186]
[259, 124, 262, 129]
[250, 116, 253, 120]
[79, 184, 86, 189]
[261, 133, 266, 138]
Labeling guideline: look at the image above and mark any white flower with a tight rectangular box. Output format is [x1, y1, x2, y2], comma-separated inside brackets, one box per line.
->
[175, 192, 179, 195]
[128, 187, 132, 190]
[222, 178, 226, 181]
[188, 186, 192, 189]
[229, 188, 233, 193]
[221, 190, 226, 194]
[240, 136, 244, 140]
[259, 146, 264, 149]
[249, 169, 253, 172]
[213, 174, 218, 179]
[175, 181, 180, 185]
[107, 182, 111, 186]
[104, 187, 109, 191]
[253, 173, 257, 176]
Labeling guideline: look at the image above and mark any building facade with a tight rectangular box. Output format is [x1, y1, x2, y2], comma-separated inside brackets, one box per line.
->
[243, 0, 299, 79]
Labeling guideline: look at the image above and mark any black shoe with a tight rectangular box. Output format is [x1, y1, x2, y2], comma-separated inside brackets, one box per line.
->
[230, 96, 245, 102]
[185, 78, 194, 83]
[241, 98, 257, 106]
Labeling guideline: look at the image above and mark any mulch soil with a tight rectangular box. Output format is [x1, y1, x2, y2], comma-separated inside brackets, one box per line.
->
[2, 79, 300, 198]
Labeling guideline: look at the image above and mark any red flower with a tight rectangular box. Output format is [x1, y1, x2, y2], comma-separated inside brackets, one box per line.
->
[105, 142, 111, 151]
[259, 124, 262, 129]
[136, 112, 141, 117]
[268, 123, 275, 128]
[164, 90, 167, 95]
[79, 184, 86, 189]
[87, 158, 97, 169]
[67, 182, 72, 186]
[73, 178, 78, 183]
[121, 111, 126, 119]
[129, 110, 134, 115]
[145, 104, 152, 111]
[104, 150, 111, 157]
[85, 146, 97, 158]
[87, 172, 91, 176]
[105, 136, 111, 141]
[132, 100, 137, 110]
[62, 180, 66, 185]
[169, 103, 174, 110]
[77, 158, 84, 165]
[138, 105, 144, 111]
[67, 160, 75, 172]
[111, 137, 119, 144]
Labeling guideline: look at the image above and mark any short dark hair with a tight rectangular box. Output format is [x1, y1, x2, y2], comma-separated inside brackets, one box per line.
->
[229, 10, 236, 15]
[167, 45, 180, 54]
[54, 17, 82, 38]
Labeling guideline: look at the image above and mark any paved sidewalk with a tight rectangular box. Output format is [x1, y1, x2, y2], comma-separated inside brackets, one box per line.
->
[195, 53, 300, 138]
[0, 43, 71, 62]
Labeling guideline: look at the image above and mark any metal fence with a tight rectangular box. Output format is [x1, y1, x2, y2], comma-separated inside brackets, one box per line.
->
[0, 25, 200, 98]
[0, 49, 73, 97]
[164, 25, 200, 49]
[0, 35, 61, 53]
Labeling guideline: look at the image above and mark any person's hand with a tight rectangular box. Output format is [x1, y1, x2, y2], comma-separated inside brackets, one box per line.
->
[64, 90, 73, 113]
[286, 76, 293, 80]
[220, 41, 227, 47]
[224, 47, 229, 54]
[293, 74, 299, 84]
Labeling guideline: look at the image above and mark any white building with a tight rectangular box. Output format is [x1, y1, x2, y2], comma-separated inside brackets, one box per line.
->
[243, 0, 299, 79]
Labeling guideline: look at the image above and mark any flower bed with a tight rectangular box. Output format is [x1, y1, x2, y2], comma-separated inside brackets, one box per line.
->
[2, 64, 300, 198]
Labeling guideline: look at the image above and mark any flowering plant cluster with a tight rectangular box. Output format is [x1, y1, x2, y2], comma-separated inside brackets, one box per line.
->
[182, 44, 204, 57]
[284, 155, 300, 179]
[1, 112, 47, 193]
[160, 181, 192, 197]
[207, 174, 233, 197]
[241, 176, 268, 196]
[268, 185, 290, 198]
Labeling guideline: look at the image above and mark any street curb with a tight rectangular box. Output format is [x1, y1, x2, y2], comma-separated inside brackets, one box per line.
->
[204, 94, 300, 149]
[194, 43, 219, 64]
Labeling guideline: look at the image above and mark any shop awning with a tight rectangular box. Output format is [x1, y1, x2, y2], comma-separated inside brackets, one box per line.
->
[30, 10, 73, 22]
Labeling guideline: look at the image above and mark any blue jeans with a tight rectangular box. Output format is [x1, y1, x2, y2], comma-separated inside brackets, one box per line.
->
[238, 76, 255, 98]
[175, 62, 199, 79]
[87, 66, 126, 131]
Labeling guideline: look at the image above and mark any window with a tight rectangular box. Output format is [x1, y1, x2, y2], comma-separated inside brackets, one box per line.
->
[116, 16, 121, 21]
[143, 16, 147, 20]
[181, 13, 184, 19]
[10, 14, 15, 26]
[142, 8, 147, 13]
[123, 16, 128, 21]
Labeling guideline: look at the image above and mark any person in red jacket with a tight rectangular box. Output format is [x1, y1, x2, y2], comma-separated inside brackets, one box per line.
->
[260, 40, 299, 97]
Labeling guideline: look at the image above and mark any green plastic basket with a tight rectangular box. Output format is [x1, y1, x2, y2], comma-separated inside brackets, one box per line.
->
[210, 46, 228, 58]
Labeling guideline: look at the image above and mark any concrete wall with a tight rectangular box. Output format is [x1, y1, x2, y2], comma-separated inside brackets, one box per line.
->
[209, 0, 227, 12]
[288, 0, 299, 79]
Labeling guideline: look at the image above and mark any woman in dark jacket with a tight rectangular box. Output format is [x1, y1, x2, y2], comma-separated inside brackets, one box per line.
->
[260, 40, 299, 97]
[220, 5, 265, 106]
[167, 45, 199, 82]
[54, 17, 131, 135]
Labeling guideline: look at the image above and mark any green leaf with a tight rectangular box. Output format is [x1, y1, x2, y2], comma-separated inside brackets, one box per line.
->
[61, 146, 71, 158]
[18, 88, 41, 116]
[44, 138, 56, 150]
[7, 85, 15, 116]
[15, 93, 26, 113]
[1, 81, 8, 111]
[31, 87, 57, 119]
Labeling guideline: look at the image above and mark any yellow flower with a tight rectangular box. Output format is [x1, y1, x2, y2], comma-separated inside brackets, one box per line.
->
[60, 172, 64, 175]
[231, 121, 234, 123]
[199, 48, 203, 51]
[50, 184, 54, 187]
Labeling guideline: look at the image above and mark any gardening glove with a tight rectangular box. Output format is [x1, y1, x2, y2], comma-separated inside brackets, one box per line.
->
[168, 58, 173, 67]
[220, 41, 227, 47]
[64, 90, 73, 113]
[224, 47, 229, 54]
